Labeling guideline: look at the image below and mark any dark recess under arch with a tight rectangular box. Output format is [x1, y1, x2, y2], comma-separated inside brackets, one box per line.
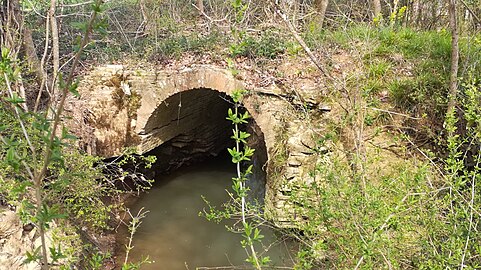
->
[143, 88, 268, 202]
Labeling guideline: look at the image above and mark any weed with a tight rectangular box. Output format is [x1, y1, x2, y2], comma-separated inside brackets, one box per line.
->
[286, 41, 303, 56]
[230, 30, 289, 59]
[149, 31, 226, 60]
[367, 59, 391, 78]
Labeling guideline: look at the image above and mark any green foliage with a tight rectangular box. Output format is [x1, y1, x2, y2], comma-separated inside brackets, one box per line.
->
[122, 208, 152, 268]
[149, 32, 226, 59]
[24, 247, 42, 265]
[418, 75, 481, 268]
[227, 0, 287, 59]
[201, 89, 269, 269]
[288, 146, 435, 268]
[89, 29, 227, 62]
[302, 20, 328, 49]
[373, 14, 383, 26]
[286, 41, 303, 56]
[312, 25, 481, 143]
[229, 31, 288, 59]
[0, 2, 155, 268]
[231, 0, 248, 23]
[226, 57, 240, 77]
[58, 152, 114, 230]
[294, 248, 315, 270]
[286, 23, 481, 268]
[0, 98, 121, 231]
[389, 5, 407, 27]
[88, 251, 111, 270]
[1, 67, 153, 269]
[364, 27, 478, 123]
[24, 0, 291, 63]
[121, 257, 151, 270]
[367, 59, 391, 78]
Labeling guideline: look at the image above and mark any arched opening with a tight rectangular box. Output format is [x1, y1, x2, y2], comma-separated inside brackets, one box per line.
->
[115, 88, 273, 268]
[142, 88, 268, 202]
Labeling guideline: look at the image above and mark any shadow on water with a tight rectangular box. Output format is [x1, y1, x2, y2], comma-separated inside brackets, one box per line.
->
[116, 153, 295, 269]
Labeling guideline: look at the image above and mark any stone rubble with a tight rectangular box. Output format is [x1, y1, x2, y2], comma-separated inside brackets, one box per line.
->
[0, 209, 39, 270]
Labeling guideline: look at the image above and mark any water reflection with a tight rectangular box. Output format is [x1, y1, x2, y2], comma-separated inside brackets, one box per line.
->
[119, 157, 293, 270]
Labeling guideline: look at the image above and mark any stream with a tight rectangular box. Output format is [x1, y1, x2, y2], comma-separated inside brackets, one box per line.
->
[117, 155, 294, 269]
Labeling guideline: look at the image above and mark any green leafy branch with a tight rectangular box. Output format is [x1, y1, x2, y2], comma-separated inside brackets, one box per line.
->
[227, 89, 269, 270]
[0, 1, 105, 269]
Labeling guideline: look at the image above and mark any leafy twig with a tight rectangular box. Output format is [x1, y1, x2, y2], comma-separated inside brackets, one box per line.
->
[123, 207, 149, 266]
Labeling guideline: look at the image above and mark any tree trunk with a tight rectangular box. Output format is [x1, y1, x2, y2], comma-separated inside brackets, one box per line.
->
[372, 0, 382, 19]
[49, 0, 59, 98]
[197, 0, 204, 16]
[416, 0, 424, 27]
[313, 0, 329, 29]
[2, 0, 42, 81]
[22, 27, 43, 82]
[1, 0, 21, 52]
[1, 0, 30, 111]
[138, 0, 152, 35]
[430, 0, 439, 28]
[447, 0, 459, 116]
[290, 0, 301, 27]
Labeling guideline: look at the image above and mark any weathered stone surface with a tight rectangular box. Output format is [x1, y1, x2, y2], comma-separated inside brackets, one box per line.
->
[76, 65, 275, 156]
[0, 209, 39, 270]
[0, 208, 77, 270]
[72, 63, 330, 228]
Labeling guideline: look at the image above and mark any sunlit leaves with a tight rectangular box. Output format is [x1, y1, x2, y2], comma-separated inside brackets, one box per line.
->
[24, 247, 42, 265]
[230, 89, 248, 104]
[226, 107, 250, 124]
[227, 145, 255, 164]
[4, 92, 26, 105]
[231, 130, 251, 144]
[61, 126, 78, 141]
[49, 245, 67, 263]
[37, 204, 68, 230]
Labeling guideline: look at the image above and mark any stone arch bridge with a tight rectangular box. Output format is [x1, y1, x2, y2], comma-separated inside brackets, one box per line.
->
[73, 64, 328, 225]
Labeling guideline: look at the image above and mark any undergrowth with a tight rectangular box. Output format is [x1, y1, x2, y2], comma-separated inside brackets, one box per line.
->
[287, 24, 481, 269]
[290, 148, 434, 268]
[11, 4, 481, 266]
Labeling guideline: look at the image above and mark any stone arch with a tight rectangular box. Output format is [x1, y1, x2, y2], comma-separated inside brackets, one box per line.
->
[77, 64, 275, 205]
[140, 87, 269, 201]
[132, 66, 268, 156]
[78, 65, 273, 158]
[76, 63, 324, 225]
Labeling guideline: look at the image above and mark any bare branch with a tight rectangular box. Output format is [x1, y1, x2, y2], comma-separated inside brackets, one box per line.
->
[192, 3, 229, 23]
[33, 2, 104, 268]
[49, 0, 60, 98]
[459, 0, 481, 26]
[275, 7, 328, 76]
[59, 1, 94, 8]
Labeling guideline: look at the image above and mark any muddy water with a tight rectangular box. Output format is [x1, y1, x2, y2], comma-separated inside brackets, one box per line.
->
[120, 156, 293, 269]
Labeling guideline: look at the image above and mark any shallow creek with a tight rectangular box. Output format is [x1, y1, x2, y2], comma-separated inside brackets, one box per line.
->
[117, 156, 293, 269]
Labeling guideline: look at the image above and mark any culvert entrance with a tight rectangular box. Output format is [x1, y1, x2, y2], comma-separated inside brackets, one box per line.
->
[115, 88, 286, 269]
[141, 88, 268, 202]
[143, 88, 234, 172]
